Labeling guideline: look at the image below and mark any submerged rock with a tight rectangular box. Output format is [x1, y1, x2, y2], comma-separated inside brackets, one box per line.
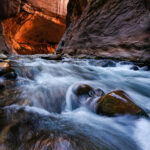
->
[96, 60, 116, 67]
[68, 83, 105, 110]
[68, 84, 94, 109]
[0, 62, 17, 80]
[130, 65, 139, 71]
[96, 90, 147, 117]
[3, 71, 17, 80]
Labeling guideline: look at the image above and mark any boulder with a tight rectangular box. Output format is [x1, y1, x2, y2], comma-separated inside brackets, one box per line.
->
[96, 90, 147, 116]
[130, 65, 139, 71]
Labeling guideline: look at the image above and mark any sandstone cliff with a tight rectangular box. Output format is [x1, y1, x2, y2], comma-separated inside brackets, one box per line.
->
[0, 0, 68, 54]
[57, 0, 150, 64]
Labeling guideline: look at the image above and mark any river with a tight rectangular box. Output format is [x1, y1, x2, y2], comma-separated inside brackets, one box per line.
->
[0, 55, 150, 150]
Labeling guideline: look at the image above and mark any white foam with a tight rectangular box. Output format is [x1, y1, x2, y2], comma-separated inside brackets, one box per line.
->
[134, 118, 150, 150]
[25, 106, 50, 116]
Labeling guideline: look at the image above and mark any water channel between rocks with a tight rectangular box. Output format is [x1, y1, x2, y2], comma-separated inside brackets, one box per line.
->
[0, 55, 150, 150]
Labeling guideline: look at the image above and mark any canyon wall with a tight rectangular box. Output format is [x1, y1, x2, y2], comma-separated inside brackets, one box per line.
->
[26, 0, 68, 17]
[0, 0, 68, 54]
[57, 0, 150, 64]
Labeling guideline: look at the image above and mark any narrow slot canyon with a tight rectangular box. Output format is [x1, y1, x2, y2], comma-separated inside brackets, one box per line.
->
[0, 1, 150, 150]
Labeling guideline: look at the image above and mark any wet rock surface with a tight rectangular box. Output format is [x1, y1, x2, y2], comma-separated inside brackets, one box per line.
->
[96, 90, 147, 116]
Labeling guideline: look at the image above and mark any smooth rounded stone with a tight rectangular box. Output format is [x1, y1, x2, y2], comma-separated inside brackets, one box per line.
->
[130, 65, 139, 71]
[96, 90, 147, 116]
[96, 60, 116, 67]
[73, 84, 94, 97]
[71, 84, 95, 109]
[69, 83, 105, 110]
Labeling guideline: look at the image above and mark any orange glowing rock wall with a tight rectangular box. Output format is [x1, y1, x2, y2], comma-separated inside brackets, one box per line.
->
[2, 0, 69, 54]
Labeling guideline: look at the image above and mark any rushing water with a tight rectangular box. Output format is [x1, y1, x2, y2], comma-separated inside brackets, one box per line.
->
[0, 55, 150, 150]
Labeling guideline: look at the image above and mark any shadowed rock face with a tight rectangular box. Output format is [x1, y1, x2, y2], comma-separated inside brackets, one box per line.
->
[0, 0, 21, 19]
[57, 0, 150, 64]
[66, 0, 89, 27]
[0, 0, 68, 54]
[0, 0, 21, 54]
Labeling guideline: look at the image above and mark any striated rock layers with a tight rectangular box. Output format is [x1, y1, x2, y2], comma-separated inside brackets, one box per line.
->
[57, 0, 150, 64]
[0, 0, 68, 54]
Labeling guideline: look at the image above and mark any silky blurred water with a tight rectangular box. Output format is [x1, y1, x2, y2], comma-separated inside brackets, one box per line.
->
[1, 56, 150, 150]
